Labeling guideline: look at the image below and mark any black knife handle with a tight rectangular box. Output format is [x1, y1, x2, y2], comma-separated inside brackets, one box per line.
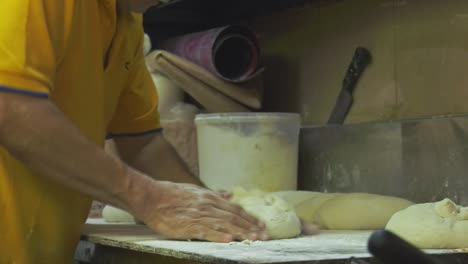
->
[343, 47, 372, 93]
[368, 230, 442, 264]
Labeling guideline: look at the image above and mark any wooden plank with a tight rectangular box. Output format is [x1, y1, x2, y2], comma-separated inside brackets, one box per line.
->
[81, 220, 457, 264]
[82, 221, 233, 264]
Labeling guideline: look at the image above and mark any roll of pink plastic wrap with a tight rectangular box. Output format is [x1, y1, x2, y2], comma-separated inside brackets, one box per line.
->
[158, 25, 262, 83]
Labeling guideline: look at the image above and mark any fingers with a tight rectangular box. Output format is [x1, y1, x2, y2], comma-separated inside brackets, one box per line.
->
[193, 227, 234, 243]
[207, 194, 265, 229]
[210, 219, 263, 241]
[145, 183, 272, 243]
[173, 224, 234, 243]
[207, 208, 269, 240]
[154, 218, 234, 243]
[209, 207, 259, 231]
[180, 218, 266, 242]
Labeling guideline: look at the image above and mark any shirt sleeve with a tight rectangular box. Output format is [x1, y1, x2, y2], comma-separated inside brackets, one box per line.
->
[107, 24, 161, 138]
[0, 0, 68, 96]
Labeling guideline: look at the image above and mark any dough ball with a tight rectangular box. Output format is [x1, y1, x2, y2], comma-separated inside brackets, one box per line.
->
[272, 191, 322, 208]
[88, 201, 105, 218]
[143, 33, 151, 56]
[386, 198, 468, 248]
[102, 205, 136, 223]
[231, 187, 265, 200]
[294, 193, 340, 224]
[232, 188, 301, 239]
[313, 193, 413, 230]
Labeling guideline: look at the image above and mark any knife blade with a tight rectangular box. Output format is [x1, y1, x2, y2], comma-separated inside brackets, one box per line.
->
[327, 47, 372, 125]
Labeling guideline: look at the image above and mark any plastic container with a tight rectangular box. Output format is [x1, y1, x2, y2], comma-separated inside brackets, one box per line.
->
[195, 113, 301, 192]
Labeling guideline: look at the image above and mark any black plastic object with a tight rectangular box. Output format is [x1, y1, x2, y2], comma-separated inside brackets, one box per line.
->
[368, 230, 442, 264]
[328, 47, 372, 125]
[348, 257, 370, 264]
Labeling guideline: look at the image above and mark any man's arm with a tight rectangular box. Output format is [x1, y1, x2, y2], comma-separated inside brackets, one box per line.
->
[0, 92, 266, 242]
[112, 132, 203, 186]
[0, 93, 133, 211]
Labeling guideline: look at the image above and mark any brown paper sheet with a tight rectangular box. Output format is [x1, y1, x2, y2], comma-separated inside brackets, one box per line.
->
[146, 50, 263, 112]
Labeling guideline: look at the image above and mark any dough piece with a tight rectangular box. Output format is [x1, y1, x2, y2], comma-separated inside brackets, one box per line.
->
[88, 201, 105, 218]
[102, 205, 136, 223]
[272, 191, 322, 208]
[294, 193, 341, 224]
[143, 33, 151, 56]
[232, 187, 265, 200]
[313, 193, 413, 230]
[386, 198, 468, 248]
[232, 188, 301, 239]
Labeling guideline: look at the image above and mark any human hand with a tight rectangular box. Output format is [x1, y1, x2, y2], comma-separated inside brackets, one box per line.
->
[135, 181, 268, 242]
[218, 189, 320, 237]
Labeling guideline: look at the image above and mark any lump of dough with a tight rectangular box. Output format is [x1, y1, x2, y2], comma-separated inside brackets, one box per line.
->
[143, 33, 151, 56]
[272, 191, 323, 208]
[232, 188, 301, 239]
[294, 193, 341, 224]
[386, 198, 468, 248]
[434, 198, 460, 219]
[313, 193, 413, 230]
[102, 205, 136, 223]
[232, 187, 265, 201]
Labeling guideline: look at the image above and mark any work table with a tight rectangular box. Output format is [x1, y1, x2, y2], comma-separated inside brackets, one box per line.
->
[75, 219, 468, 264]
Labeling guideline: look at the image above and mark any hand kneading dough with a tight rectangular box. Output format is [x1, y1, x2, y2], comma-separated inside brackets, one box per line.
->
[386, 198, 468, 248]
[232, 188, 301, 239]
[102, 205, 136, 223]
[313, 193, 413, 230]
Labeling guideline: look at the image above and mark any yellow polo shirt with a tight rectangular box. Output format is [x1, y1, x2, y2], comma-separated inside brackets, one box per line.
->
[0, 1, 160, 263]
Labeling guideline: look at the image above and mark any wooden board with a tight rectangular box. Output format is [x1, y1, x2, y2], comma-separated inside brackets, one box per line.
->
[81, 219, 461, 264]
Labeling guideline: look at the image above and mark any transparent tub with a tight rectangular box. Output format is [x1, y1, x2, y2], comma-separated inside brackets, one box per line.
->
[195, 113, 301, 192]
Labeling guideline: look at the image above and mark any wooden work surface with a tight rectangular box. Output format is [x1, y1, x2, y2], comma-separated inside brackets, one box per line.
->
[80, 219, 465, 264]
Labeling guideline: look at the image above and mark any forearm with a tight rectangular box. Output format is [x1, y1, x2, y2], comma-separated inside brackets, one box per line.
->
[0, 93, 267, 242]
[0, 93, 150, 212]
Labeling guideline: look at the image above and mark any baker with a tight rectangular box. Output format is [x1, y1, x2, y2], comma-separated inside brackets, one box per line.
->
[0, 0, 268, 262]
